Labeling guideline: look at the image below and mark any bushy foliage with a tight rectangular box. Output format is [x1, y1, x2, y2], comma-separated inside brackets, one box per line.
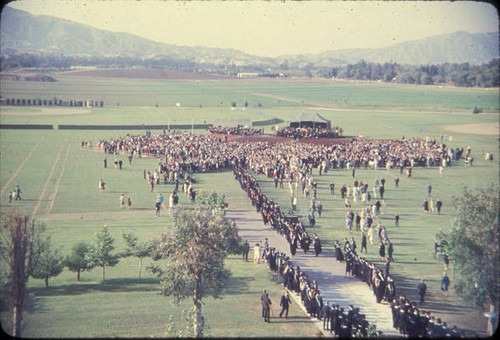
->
[30, 240, 64, 288]
[86, 226, 120, 282]
[436, 186, 499, 311]
[328, 59, 500, 87]
[65, 241, 94, 281]
[121, 232, 156, 280]
[149, 196, 241, 337]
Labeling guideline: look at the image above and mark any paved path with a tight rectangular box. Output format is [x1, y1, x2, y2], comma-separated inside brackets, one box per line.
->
[227, 206, 401, 337]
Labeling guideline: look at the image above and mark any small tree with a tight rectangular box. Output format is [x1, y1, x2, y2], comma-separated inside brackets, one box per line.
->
[0, 213, 47, 337]
[196, 191, 228, 214]
[30, 241, 64, 288]
[65, 241, 94, 281]
[87, 226, 119, 283]
[122, 232, 156, 281]
[436, 186, 499, 315]
[150, 203, 240, 337]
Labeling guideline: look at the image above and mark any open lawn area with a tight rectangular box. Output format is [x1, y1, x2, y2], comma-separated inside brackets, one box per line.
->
[0, 77, 498, 337]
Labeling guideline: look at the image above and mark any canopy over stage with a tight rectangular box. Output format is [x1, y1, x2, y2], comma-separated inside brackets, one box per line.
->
[289, 112, 331, 129]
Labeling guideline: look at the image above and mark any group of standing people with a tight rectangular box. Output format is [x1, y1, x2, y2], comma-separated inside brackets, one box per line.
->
[208, 125, 263, 136]
[276, 126, 341, 139]
[91, 130, 468, 336]
[258, 245, 378, 337]
[234, 163, 322, 258]
[390, 294, 462, 337]
[336, 236, 461, 337]
[95, 131, 462, 187]
[7, 185, 22, 203]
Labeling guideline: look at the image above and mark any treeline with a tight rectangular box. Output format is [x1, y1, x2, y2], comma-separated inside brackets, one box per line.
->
[0, 53, 252, 76]
[324, 59, 500, 87]
[1, 52, 498, 88]
[1, 97, 104, 107]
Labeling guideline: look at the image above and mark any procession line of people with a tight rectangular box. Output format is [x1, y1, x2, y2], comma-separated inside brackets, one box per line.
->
[259, 245, 379, 337]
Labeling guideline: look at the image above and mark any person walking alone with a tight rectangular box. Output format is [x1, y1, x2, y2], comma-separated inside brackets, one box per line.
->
[243, 240, 250, 262]
[418, 279, 427, 304]
[361, 233, 368, 254]
[279, 291, 292, 318]
[261, 289, 272, 322]
[441, 272, 450, 296]
[14, 185, 22, 200]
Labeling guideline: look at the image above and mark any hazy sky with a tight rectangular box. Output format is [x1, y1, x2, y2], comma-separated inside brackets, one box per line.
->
[7, 0, 499, 57]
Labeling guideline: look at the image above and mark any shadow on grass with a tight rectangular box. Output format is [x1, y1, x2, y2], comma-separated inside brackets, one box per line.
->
[30, 277, 160, 298]
[388, 273, 462, 315]
[268, 315, 314, 323]
[223, 276, 253, 296]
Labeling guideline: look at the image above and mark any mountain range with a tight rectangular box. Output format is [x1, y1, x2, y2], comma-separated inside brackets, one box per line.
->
[1, 6, 498, 68]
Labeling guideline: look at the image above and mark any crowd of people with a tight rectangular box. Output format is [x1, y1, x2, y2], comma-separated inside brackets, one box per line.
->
[93, 131, 463, 182]
[258, 245, 379, 337]
[389, 295, 463, 338]
[233, 159, 464, 338]
[208, 125, 263, 136]
[91, 130, 471, 336]
[276, 126, 341, 139]
[233, 164, 315, 257]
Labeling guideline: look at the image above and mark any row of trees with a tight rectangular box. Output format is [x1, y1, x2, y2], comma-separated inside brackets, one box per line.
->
[1, 52, 498, 88]
[324, 59, 500, 87]
[0, 192, 241, 337]
[0, 214, 150, 337]
[2, 97, 104, 107]
[0, 53, 230, 76]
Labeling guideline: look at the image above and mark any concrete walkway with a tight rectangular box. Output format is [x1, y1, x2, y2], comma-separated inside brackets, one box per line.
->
[227, 207, 401, 337]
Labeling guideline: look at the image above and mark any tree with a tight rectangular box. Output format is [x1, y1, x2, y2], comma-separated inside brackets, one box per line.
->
[0, 213, 47, 337]
[279, 59, 289, 71]
[30, 240, 64, 288]
[149, 202, 241, 337]
[196, 191, 228, 214]
[86, 226, 119, 282]
[65, 241, 94, 281]
[122, 232, 156, 281]
[436, 187, 499, 317]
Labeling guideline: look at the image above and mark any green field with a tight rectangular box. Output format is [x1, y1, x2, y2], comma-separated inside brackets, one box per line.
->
[0, 74, 499, 337]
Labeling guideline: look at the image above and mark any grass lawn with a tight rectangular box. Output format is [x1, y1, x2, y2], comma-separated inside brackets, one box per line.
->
[18, 255, 320, 338]
[0, 129, 321, 338]
[0, 78, 498, 337]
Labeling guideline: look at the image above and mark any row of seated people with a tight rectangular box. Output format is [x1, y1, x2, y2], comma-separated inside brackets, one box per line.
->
[276, 126, 343, 139]
[208, 125, 263, 136]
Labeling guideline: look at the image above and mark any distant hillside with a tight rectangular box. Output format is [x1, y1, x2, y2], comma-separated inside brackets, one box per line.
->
[0, 6, 273, 67]
[1, 6, 498, 68]
[288, 31, 499, 66]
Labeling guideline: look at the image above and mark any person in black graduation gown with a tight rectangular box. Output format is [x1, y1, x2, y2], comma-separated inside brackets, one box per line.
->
[313, 234, 322, 257]
[279, 291, 292, 318]
[417, 279, 427, 304]
[261, 289, 272, 322]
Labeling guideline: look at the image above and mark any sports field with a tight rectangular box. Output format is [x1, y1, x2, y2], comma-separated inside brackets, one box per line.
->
[0, 72, 498, 337]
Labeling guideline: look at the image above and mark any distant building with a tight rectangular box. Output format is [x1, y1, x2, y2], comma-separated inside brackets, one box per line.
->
[237, 72, 260, 78]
